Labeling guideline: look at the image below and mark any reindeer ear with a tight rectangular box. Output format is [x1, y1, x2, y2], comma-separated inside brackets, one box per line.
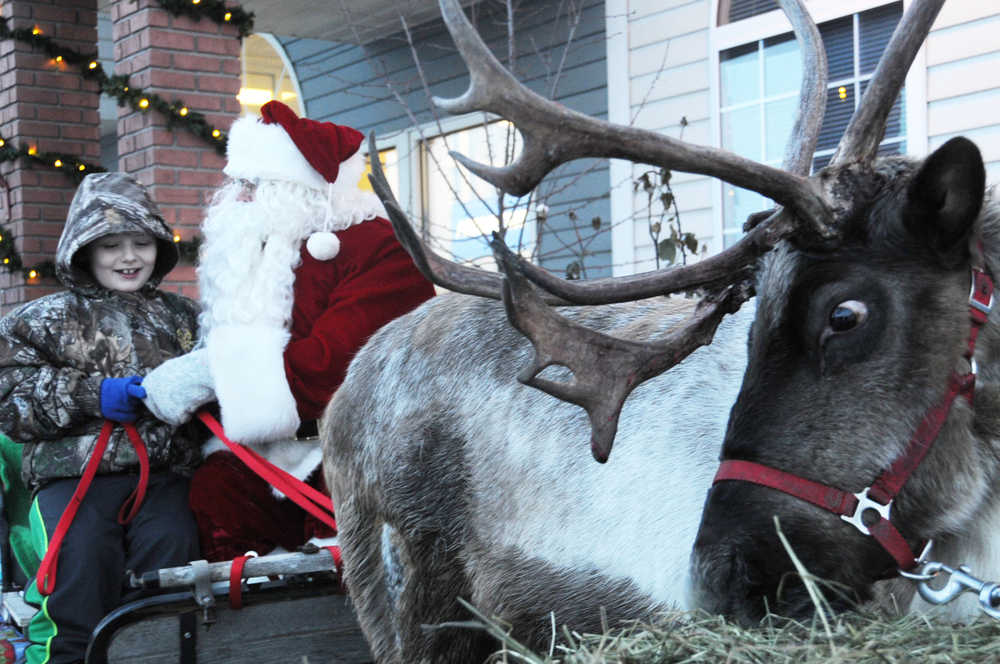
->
[904, 136, 985, 261]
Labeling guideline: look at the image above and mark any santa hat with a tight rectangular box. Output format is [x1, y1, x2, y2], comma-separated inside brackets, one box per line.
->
[224, 101, 367, 260]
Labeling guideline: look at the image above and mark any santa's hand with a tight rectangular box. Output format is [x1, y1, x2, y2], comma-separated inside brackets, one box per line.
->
[142, 349, 216, 425]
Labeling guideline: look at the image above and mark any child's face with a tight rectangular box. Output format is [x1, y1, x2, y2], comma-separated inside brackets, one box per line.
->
[86, 232, 158, 292]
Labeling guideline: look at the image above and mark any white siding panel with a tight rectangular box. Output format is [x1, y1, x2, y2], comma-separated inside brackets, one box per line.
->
[629, 2, 707, 49]
[630, 30, 709, 77]
[927, 53, 1000, 102]
[932, 2, 1000, 31]
[925, 13, 1000, 67]
[631, 91, 710, 133]
[630, 61, 709, 112]
[927, 88, 1000, 136]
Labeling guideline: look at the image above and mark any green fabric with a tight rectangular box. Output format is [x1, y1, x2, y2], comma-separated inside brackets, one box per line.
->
[24, 498, 53, 664]
[0, 433, 39, 581]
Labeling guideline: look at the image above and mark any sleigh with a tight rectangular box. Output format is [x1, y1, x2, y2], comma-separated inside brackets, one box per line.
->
[0, 433, 372, 664]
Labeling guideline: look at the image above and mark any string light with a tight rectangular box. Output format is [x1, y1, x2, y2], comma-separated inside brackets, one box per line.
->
[0, 139, 5, 147]
[27, 146, 37, 156]
[838, 86, 848, 100]
[178, 107, 189, 116]
[27, 270, 37, 280]
[54, 55, 63, 63]
[212, 129, 221, 138]
[88, 61, 98, 70]
[53, 159, 62, 168]
[173, 232, 182, 243]
[224, 12, 232, 21]
[78, 164, 86, 171]
[2, 258, 8, 266]
[138, 98, 150, 109]
[31, 27, 41, 36]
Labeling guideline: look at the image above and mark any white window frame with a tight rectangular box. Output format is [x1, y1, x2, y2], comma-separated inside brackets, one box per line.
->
[707, 0, 928, 254]
[240, 33, 306, 117]
[364, 112, 533, 268]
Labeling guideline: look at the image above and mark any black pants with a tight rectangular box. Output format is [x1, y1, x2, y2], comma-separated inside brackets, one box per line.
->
[26, 472, 199, 664]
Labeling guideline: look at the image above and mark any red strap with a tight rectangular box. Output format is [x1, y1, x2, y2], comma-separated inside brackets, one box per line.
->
[36, 421, 115, 595]
[229, 554, 253, 609]
[196, 411, 337, 533]
[714, 460, 857, 516]
[36, 420, 152, 595]
[117, 423, 150, 524]
[325, 545, 343, 576]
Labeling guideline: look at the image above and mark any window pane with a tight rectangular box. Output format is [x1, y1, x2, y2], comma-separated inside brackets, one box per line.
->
[362, 149, 398, 196]
[721, 44, 759, 106]
[239, 34, 303, 117]
[820, 16, 854, 81]
[860, 3, 902, 75]
[721, 106, 762, 160]
[727, 0, 779, 23]
[422, 122, 532, 269]
[723, 185, 768, 233]
[816, 83, 856, 151]
[765, 97, 797, 162]
[763, 35, 800, 97]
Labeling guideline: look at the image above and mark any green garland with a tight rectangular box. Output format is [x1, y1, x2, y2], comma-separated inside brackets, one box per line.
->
[0, 0, 251, 279]
[155, 0, 255, 38]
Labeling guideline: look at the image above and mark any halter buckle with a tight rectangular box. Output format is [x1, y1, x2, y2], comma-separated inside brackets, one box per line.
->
[840, 486, 892, 536]
[969, 268, 995, 316]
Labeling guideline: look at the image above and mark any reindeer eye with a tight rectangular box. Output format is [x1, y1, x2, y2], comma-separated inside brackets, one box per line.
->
[829, 300, 868, 332]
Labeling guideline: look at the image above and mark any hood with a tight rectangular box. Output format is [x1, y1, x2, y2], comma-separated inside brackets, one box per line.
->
[55, 172, 179, 295]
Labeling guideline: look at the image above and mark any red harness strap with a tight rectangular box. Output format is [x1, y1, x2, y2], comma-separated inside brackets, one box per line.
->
[196, 411, 337, 533]
[714, 266, 994, 572]
[36, 420, 150, 596]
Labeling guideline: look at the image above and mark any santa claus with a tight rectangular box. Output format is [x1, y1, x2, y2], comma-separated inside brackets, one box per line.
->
[142, 100, 435, 561]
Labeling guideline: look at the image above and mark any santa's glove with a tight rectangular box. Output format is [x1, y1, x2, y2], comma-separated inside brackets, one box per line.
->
[141, 349, 216, 426]
[100, 376, 147, 422]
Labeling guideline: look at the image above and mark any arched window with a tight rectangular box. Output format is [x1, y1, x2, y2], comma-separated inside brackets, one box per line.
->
[238, 34, 304, 117]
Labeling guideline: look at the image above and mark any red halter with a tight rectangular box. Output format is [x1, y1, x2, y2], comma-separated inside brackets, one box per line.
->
[714, 263, 994, 571]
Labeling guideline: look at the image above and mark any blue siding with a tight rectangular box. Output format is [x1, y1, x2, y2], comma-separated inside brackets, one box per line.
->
[280, 0, 610, 278]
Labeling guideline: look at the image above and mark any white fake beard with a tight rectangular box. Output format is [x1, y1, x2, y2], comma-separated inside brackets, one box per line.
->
[197, 181, 324, 443]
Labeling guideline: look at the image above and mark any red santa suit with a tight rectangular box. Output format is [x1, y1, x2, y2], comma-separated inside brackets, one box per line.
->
[188, 101, 434, 561]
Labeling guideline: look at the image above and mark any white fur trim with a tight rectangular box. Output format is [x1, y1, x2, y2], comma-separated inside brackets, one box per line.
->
[206, 324, 301, 443]
[306, 232, 340, 261]
[224, 115, 328, 191]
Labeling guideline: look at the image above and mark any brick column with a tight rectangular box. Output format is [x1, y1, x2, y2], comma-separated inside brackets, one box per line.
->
[113, 0, 241, 298]
[0, 0, 100, 314]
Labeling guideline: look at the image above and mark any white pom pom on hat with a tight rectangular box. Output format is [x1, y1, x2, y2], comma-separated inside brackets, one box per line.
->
[306, 231, 340, 261]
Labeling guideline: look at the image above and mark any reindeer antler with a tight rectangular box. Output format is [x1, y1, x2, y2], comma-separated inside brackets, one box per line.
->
[372, 0, 941, 461]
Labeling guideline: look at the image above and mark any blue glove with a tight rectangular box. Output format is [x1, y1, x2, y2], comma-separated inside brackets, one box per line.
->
[100, 376, 148, 422]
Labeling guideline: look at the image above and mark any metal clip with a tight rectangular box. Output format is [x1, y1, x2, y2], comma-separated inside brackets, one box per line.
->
[188, 559, 217, 627]
[911, 562, 1000, 619]
[840, 487, 891, 536]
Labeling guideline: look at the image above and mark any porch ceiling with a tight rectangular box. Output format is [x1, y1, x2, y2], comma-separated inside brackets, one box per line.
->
[236, 0, 454, 44]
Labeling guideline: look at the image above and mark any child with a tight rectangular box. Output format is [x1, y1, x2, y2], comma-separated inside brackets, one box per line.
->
[0, 173, 204, 664]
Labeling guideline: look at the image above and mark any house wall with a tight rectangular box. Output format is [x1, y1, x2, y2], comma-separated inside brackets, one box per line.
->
[608, 0, 713, 275]
[279, 0, 613, 278]
[610, 0, 1000, 273]
[923, 4, 1000, 182]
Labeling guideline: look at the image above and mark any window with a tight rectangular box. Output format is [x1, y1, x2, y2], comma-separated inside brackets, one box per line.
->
[420, 120, 534, 270]
[718, 3, 904, 247]
[239, 34, 304, 117]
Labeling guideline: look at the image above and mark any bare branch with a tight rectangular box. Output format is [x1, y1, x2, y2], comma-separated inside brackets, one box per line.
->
[494, 237, 749, 462]
[830, 0, 945, 166]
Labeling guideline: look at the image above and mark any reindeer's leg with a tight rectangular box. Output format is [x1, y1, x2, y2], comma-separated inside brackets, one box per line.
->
[468, 548, 666, 652]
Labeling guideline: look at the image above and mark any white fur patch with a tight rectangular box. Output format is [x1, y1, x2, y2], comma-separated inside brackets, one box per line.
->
[206, 324, 300, 443]
[224, 115, 327, 191]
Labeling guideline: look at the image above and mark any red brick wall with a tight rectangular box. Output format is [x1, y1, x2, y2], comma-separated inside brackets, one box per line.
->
[0, 0, 99, 314]
[113, 0, 241, 299]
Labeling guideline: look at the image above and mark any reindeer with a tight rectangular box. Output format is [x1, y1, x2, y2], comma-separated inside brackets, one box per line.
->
[322, 0, 1000, 660]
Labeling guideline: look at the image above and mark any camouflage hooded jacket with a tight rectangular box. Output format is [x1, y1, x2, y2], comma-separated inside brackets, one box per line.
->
[0, 173, 202, 490]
